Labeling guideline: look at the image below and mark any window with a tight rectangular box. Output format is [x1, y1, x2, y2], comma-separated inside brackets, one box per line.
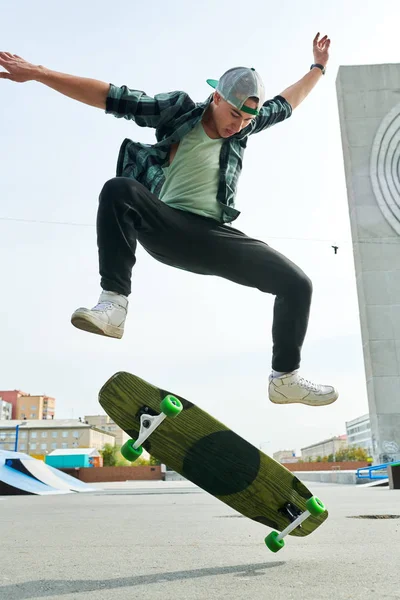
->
[62, 432, 68, 438]
[41, 443, 47, 450]
[52, 432, 57, 438]
[31, 432, 37, 439]
[61, 443, 68, 449]
[30, 414, 36, 418]
[73, 431, 79, 438]
[20, 432, 27, 439]
[51, 443, 57, 449]
[31, 405, 36, 411]
[41, 432, 47, 438]
[30, 443, 37, 450]
[19, 444, 26, 450]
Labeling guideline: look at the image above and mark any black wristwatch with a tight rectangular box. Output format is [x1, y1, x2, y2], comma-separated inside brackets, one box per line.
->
[310, 63, 326, 75]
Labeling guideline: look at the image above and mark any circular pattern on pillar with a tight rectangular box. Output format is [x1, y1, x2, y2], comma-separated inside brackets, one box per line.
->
[182, 431, 260, 496]
[370, 103, 400, 235]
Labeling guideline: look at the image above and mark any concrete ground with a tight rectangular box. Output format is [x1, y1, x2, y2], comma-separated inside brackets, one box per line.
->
[1, 481, 399, 600]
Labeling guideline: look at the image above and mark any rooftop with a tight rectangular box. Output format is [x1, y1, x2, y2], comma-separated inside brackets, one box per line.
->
[48, 448, 100, 456]
[0, 419, 90, 429]
[0, 420, 115, 436]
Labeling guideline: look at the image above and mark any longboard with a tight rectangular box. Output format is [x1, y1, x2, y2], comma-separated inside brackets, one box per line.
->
[99, 371, 328, 549]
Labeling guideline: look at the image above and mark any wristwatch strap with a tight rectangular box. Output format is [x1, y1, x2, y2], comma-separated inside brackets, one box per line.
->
[310, 63, 326, 75]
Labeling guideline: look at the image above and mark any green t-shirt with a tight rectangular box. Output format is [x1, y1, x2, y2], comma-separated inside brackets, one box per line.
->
[159, 121, 224, 221]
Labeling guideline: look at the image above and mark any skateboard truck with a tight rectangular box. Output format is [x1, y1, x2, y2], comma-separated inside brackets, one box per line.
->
[265, 496, 327, 553]
[135, 412, 168, 448]
[121, 395, 183, 462]
[279, 502, 303, 524]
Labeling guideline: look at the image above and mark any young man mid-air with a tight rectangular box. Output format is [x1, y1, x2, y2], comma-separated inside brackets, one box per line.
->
[0, 33, 338, 407]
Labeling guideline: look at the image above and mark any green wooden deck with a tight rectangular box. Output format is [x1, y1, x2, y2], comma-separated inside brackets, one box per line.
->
[99, 372, 328, 537]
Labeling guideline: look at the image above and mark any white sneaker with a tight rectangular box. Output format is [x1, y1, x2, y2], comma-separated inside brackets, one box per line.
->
[71, 291, 128, 339]
[268, 370, 338, 407]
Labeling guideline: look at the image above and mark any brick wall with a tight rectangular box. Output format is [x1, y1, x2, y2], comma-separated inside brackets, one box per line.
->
[72, 465, 163, 483]
[60, 461, 369, 484]
[282, 461, 368, 472]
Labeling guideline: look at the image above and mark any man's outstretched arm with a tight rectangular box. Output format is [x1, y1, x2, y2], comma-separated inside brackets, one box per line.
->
[250, 33, 330, 135]
[0, 52, 109, 109]
[279, 33, 330, 110]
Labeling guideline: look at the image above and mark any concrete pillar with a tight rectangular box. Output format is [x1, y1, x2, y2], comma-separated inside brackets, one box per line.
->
[388, 463, 400, 489]
[336, 64, 400, 465]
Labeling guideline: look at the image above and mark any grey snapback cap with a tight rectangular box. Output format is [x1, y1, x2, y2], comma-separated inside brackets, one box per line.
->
[207, 67, 265, 115]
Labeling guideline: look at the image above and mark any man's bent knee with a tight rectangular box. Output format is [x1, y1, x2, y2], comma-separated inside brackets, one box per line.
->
[99, 177, 137, 203]
[296, 272, 313, 301]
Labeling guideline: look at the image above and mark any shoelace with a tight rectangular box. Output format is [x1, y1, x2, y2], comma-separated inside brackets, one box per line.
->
[92, 301, 114, 312]
[296, 376, 319, 392]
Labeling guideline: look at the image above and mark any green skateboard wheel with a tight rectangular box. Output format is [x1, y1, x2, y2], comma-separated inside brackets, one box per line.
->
[306, 496, 326, 516]
[121, 439, 144, 462]
[265, 531, 285, 553]
[160, 395, 183, 417]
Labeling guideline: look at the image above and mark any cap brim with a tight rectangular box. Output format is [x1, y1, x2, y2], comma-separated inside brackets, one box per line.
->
[206, 79, 218, 89]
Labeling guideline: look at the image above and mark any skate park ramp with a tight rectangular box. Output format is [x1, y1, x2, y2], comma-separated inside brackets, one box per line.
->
[0, 450, 96, 495]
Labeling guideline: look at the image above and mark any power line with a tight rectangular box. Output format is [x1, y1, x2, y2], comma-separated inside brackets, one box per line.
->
[0, 216, 93, 227]
[1, 215, 400, 246]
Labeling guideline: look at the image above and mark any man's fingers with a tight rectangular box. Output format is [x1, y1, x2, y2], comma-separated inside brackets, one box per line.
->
[319, 39, 331, 51]
[0, 72, 12, 79]
[0, 54, 12, 65]
[315, 34, 328, 45]
[313, 32, 320, 45]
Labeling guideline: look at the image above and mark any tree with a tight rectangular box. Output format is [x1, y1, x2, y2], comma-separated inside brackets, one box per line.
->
[100, 443, 117, 466]
[115, 447, 132, 467]
[133, 456, 151, 466]
[335, 446, 369, 462]
[100, 444, 153, 466]
[304, 447, 369, 463]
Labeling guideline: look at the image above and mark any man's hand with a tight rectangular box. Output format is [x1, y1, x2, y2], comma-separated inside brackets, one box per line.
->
[0, 52, 40, 82]
[279, 33, 331, 109]
[0, 53, 109, 108]
[313, 33, 330, 68]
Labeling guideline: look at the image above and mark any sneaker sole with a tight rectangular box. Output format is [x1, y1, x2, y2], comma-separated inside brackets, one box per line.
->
[71, 311, 124, 339]
[269, 392, 338, 407]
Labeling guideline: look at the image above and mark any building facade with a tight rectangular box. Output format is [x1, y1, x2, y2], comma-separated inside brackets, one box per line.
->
[84, 414, 130, 447]
[301, 435, 347, 461]
[16, 395, 56, 420]
[273, 450, 298, 464]
[0, 400, 12, 421]
[0, 419, 115, 458]
[337, 64, 400, 464]
[0, 390, 28, 418]
[345, 414, 372, 455]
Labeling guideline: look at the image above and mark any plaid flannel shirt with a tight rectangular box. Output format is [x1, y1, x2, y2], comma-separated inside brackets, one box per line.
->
[106, 83, 292, 223]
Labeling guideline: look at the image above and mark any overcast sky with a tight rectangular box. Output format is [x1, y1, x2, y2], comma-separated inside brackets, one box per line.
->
[1, 0, 397, 456]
